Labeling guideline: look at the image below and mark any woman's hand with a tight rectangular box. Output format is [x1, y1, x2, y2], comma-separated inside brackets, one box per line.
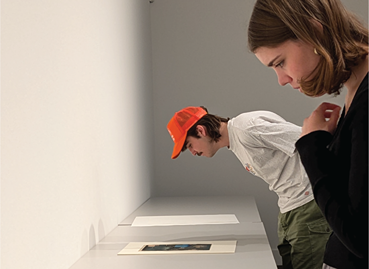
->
[301, 102, 341, 137]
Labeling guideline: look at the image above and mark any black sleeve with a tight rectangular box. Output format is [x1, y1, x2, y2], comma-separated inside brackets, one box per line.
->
[296, 125, 368, 258]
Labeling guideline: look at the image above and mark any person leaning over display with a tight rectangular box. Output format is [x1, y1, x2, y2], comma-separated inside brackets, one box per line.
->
[248, 0, 368, 268]
[167, 106, 332, 269]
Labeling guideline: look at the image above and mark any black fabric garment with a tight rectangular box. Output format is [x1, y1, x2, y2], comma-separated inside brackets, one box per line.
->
[295, 73, 368, 269]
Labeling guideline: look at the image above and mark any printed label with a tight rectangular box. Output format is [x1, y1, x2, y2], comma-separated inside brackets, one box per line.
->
[245, 163, 256, 175]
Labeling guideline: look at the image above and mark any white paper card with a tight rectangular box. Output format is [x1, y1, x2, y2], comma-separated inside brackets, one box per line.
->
[117, 240, 237, 255]
[131, 214, 239, 227]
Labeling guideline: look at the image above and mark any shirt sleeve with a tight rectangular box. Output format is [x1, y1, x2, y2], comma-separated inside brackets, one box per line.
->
[248, 117, 302, 157]
[295, 121, 368, 258]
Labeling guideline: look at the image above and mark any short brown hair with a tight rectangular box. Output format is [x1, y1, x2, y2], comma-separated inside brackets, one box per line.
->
[181, 106, 229, 152]
[248, 0, 368, 96]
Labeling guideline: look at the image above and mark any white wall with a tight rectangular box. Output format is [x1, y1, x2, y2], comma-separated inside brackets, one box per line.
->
[150, 0, 367, 265]
[1, 1, 154, 268]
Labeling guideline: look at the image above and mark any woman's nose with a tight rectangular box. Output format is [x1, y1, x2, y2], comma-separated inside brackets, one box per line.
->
[276, 70, 292, 86]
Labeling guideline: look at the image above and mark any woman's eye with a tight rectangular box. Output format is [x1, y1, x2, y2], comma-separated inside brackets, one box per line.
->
[275, 61, 284, 68]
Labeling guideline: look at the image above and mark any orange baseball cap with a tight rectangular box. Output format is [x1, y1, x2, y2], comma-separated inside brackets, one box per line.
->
[167, 106, 207, 159]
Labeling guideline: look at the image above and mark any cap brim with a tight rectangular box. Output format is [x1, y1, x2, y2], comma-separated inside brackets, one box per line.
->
[171, 134, 186, 159]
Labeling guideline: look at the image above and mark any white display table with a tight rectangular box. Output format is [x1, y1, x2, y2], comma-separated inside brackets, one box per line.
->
[70, 196, 277, 269]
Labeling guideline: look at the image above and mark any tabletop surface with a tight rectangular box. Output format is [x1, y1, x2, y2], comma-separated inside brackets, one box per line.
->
[70, 196, 277, 269]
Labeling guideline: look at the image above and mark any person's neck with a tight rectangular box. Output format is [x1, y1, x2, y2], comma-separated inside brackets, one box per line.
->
[344, 54, 368, 113]
[218, 122, 230, 149]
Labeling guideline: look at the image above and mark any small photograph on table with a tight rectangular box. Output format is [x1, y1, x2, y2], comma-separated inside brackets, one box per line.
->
[141, 244, 211, 252]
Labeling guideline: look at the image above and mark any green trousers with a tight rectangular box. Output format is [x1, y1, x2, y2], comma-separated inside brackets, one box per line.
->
[278, 200, 332, 269]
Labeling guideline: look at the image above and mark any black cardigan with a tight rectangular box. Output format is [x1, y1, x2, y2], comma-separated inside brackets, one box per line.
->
[296, 73, 368, 269]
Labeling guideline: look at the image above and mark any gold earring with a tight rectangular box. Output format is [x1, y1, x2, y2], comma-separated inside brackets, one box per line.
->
[314, 48, 318, 55]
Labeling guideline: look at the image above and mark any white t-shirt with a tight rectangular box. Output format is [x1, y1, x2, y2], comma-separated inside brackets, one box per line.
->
[228, 111, 314, 213]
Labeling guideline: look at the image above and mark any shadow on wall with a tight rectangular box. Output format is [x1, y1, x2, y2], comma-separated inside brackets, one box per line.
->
[98, 219, 106, 242]
[89, 225, 96, 249]
[80, 219, 106, 257]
